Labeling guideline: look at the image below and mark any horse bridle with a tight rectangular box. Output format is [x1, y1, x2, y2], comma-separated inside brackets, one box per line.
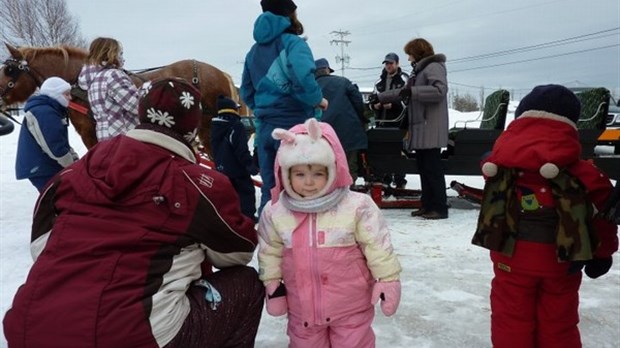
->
[0, 57, 44, 104]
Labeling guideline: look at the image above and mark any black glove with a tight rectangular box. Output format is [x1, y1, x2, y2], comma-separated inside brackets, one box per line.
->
[367, 93, 379, 105]
[399, 87, 411, 101]
[584, 257, 613, 279]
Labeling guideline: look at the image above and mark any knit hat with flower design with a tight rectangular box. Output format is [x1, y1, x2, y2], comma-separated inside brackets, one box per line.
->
[136, 77, 202, 149]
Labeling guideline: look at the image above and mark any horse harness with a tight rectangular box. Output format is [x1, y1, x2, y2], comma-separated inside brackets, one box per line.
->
[125, 59, 201, 87]
[0, 57, 45, 102]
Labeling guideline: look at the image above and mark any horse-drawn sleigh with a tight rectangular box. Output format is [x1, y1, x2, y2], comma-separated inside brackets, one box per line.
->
[362, 87, 620, 207]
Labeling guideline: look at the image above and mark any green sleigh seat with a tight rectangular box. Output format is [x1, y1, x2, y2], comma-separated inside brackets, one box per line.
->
[447, 89, 510, 157]
[574, 87, 610, 157]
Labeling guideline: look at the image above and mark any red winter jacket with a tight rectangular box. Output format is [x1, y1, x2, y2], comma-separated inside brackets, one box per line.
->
[485, 112, 618, 274]
[3, 129, 257, 348]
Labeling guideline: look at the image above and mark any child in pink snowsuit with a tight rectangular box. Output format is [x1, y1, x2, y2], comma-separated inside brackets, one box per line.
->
[258, 118, 402, 348]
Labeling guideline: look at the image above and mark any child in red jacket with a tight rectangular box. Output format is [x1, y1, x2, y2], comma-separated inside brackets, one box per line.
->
[472, 84, 618, 348]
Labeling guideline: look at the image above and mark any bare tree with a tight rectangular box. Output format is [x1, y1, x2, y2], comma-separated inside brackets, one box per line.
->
[452, 93, 479, 112]
[0, 0, 86, 48]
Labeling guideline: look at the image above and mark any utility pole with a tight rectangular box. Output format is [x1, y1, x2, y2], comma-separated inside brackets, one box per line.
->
[330, 30, 351, 77]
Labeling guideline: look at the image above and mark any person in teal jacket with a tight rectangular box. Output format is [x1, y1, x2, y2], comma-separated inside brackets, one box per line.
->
[240, 0, 327, 216]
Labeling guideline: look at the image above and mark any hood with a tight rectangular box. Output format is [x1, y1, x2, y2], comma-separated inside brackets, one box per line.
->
[70, 129, 196, 204]
[487, 111, 581, 172]
[415, 54, 446, 73]
[24, 94, 65, 114]
[252, 12, 293, 44]
[77, 64, 105, 90]
[270, 119, 352, 203]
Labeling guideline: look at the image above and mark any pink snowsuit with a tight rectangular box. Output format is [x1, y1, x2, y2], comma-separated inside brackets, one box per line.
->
[258, 121, 401, 347]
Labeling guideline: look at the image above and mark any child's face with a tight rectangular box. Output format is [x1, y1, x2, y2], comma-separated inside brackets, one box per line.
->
[289, 164, 328, 198]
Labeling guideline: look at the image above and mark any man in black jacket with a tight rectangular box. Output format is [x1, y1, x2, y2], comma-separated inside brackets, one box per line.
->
[370, 52, 409, 189]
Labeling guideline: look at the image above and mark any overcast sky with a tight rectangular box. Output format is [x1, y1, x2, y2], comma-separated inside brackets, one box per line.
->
[64, 0, 619, 100]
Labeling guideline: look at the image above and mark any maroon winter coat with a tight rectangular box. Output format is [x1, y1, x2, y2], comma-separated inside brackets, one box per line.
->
[3, 129, 258, 348]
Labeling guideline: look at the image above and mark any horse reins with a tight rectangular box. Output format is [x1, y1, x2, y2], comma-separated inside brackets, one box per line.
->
[1, 108, 22, 125]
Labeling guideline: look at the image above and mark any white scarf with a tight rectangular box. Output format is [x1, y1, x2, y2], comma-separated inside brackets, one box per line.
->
[280, 187, 349, 213]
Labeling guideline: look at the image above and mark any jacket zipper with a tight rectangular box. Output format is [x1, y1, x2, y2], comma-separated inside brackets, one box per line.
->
[310, 213, 323, 324]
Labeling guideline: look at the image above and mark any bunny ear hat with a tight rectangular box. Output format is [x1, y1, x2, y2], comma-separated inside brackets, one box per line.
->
[271, 118, 352, 201]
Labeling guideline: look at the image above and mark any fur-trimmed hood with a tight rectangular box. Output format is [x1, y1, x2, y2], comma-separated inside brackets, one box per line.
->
[270, 118, 352, 203]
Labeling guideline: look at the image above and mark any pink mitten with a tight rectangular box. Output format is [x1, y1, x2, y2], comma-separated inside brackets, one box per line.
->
[371, 281, 401, 316]
[265, 281, 288, 317]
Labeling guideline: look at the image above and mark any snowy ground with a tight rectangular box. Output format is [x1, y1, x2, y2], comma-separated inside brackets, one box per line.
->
[1, 112, 618, 347]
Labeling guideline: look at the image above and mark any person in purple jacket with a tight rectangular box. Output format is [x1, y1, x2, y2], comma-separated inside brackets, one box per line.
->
[4, 78, 264, 348]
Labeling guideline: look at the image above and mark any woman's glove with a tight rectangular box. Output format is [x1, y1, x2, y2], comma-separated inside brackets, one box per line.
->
[265, 281, 288, 316]
[584, 257, 613, 279]
[371, 280, 401, 316]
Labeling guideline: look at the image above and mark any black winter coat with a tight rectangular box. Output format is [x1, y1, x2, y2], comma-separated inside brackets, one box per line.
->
[316, 74, 367, 152]
[210, 113, 257, 178]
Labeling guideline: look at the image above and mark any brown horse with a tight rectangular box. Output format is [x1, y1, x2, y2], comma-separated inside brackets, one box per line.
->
[0, 43, 240, 155]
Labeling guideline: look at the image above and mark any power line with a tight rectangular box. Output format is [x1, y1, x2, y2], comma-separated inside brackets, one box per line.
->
[449, 43, 619, 73]
[450, 28, 619, 64]
[346, 27, 619, 72]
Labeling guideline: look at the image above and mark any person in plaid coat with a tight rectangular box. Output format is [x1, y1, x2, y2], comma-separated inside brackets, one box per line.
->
[78, 37, 140, 141]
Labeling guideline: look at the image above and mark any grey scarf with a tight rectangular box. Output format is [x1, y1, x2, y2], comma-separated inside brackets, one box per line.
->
[280, 187, 349, 213]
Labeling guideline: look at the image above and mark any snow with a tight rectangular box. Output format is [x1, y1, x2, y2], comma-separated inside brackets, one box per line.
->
[1, 110, 618, 347]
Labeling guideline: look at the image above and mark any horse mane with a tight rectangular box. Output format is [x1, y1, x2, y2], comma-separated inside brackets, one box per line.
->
[17, 45, 87, 66]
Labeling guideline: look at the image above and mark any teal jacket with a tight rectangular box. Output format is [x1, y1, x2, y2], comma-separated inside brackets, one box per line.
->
[240, 12, 323, 128]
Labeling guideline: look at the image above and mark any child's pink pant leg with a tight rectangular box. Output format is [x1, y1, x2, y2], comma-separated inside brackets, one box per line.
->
[287, 308, 375, 348]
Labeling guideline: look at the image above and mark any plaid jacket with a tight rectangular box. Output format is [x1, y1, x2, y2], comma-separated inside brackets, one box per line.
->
[78, 65, 140, 141]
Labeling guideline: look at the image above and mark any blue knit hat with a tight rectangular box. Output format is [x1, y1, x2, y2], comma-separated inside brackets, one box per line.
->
[515, 84, 581, 123]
